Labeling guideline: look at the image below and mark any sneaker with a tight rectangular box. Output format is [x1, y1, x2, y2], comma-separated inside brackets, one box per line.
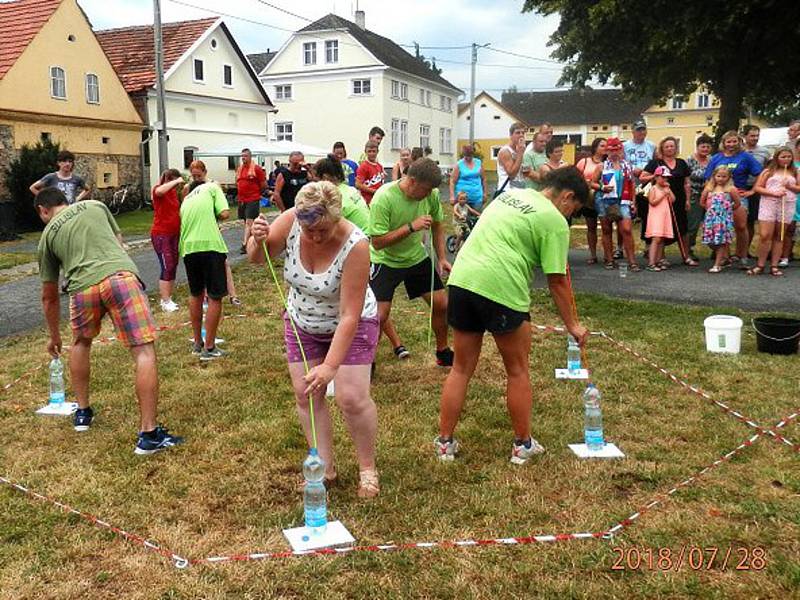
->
[73, 406, 94, 432]
[777, 258, 789, 268]
[190, 341, 203, 356]
[435, 347, 454, 367]
[160, 298, 179, 313]
[393, 345, 411, 359]
[200, 346, 226, 361]
[510, 438, 545, 465]
[612, 249, 623, 260]
[134, 426, 184, 455]
[434, 436, 459, 461]
[230, 296, 243, 307]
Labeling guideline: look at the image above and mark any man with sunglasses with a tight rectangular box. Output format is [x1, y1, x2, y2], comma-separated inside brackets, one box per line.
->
[30, 150, 90, 205]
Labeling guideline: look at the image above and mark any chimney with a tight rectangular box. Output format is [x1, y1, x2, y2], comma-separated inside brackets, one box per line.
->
[355, 10, 365, 29]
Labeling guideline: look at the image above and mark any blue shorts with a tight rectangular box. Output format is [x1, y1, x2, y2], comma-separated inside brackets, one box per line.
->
[596, 196, 632, 220]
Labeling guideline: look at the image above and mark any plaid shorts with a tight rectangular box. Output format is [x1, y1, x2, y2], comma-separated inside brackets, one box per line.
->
[69, 271, 157, 347]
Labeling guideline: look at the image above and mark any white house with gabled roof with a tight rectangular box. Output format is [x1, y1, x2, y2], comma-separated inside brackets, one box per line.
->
[252, 12, 461, 168]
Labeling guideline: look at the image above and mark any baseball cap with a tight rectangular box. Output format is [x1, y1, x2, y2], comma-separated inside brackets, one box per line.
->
[633, 120, 647, 131]
[653, 166, 672, 177]
[606, 137, 623, 150]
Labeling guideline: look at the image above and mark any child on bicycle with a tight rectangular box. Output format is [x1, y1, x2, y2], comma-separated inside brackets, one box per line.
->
[453, 192, 480, 246]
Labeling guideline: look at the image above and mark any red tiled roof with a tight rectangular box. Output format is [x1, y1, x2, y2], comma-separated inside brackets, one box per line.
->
[95, 17, 217, 93]
[0, 0, 63, 80]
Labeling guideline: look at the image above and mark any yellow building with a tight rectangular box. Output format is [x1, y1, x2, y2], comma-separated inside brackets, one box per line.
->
[644, 90, 769, 157]
[0, 0, 143, 203]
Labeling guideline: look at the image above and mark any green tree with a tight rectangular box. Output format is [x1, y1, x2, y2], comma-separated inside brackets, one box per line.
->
[522, 0, 800, 136]
[5, 139, 60, 231]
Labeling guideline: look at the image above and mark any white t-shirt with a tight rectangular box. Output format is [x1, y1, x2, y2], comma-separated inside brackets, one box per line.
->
[284, 219, 377, 334]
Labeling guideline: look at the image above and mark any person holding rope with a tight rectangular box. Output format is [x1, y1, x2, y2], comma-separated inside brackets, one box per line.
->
[435, 167, 590, 464]
[368, 158, 454, 367]
[247, 181, 380, 498]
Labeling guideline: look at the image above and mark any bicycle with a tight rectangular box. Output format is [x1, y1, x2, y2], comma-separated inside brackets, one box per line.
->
[446, 213, 479, 255]
[105, 184, 129, 215]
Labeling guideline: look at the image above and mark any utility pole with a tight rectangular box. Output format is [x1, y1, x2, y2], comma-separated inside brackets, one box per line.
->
[468, 43, 489, 147]
[153, 0, 169, 173]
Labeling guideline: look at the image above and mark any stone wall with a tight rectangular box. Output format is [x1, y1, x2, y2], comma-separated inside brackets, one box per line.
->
[0, 124, 19, 202]
[74, 153, 142, 206]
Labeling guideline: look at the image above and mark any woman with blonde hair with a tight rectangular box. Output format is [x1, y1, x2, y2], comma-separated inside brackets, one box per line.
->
[704, 130, 764, 267]
[247, 181, 380, 498]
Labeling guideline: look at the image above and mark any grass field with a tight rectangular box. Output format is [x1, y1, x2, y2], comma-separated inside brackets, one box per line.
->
[0, 255, 798, 598]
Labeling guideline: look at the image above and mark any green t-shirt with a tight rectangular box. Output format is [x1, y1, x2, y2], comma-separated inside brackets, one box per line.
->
[338, 181, 370, 233]
[522, 149, 548, 190]
[179, 182, 230, 257]
[448, 189, 569, 313]
[368, 181, 443, 268]
[38, 200, 138, 293]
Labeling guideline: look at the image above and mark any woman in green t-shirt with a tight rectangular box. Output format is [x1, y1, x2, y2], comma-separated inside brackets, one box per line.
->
[435, 167, 590, 465]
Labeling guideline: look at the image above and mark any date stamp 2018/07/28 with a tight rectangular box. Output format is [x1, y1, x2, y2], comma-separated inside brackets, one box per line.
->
[611, 546, 767, 572]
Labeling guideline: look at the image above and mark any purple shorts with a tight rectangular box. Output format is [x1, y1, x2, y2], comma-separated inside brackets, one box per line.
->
[151, 233, 179, 281]
[283, 313, 379, 365]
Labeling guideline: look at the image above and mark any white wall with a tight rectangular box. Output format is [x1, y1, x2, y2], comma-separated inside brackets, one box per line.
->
[457, 97, 516, 140]
[265, 30, 380, 74]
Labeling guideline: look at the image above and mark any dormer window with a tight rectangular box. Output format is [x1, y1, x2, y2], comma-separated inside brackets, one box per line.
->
[303, 42, 317, 65]
[325, 40, 338, 64]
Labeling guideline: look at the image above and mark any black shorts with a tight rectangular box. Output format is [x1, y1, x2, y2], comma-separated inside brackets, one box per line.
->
[369, 257, 444, 302]
[238, 200, 260, 220]
[747, 193, 760, 224]
[447, 285, 530, 334]
[577, 205, 598, 219]
[184, 251, 228, 299]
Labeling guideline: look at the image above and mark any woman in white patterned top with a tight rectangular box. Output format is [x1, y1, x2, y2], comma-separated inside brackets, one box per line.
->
[247, 181, 380, 498]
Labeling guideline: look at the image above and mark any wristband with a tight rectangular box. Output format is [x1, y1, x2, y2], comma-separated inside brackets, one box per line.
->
[407, 222, 414, 233]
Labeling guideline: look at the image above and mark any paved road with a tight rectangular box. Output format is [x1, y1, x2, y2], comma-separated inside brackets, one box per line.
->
[2, 225, 798, 341]
[0, 227, 249, 341]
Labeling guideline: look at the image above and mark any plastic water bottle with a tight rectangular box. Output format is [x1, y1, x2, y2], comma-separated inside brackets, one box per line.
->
[48, 357, 65, 405]
[583, 384, 605, 451]
[567, 335, 582, 375]
[200, 300, 208, 344]
[303, 448, 327, 535]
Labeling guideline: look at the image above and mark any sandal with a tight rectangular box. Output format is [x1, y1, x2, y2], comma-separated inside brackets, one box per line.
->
[658, 259, 672, 269]
[708, 265, 722, 273]
[604, 261, 616, 270]
[646, 264, 662, 272]
[683, 258, 699, 267]
[628, 263, 642, 272]
[746, 265, 764, 276]
[357, 469, 380, 499]
[770, 266, 785, 277]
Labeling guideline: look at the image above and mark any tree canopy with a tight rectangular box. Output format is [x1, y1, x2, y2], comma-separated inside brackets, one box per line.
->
[522, 0, 800, 134]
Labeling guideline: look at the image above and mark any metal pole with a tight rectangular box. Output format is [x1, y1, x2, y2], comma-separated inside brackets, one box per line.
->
[153, 0, 169, 173]
[468, 43, 477, 147]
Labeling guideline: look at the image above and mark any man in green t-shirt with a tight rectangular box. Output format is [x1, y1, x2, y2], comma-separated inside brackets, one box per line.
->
[36, 188, 183, 455]
[368, 158, 454, 366]
[180, 180, 231, 361]
[522, 131, 548, 190]
[434, 167, 590, 465]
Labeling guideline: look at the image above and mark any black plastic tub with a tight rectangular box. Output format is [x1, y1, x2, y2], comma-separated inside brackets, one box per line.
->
[752, 317, 800, 355]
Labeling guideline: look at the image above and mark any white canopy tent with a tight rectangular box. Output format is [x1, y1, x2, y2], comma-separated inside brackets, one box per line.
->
[193, 138, 331, 163]
[757, 127, 791, 149]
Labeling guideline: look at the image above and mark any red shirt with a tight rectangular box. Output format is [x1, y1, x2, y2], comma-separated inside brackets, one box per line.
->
[356, 160, 385, 205]
[151, 186, 181, 236]
[236, 163, 266, 203]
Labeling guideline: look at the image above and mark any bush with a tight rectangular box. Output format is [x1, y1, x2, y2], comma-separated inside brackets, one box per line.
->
[5, 139, 60, 231]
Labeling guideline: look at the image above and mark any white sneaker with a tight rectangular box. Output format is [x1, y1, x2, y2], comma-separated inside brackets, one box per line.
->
[510, 438, 545, 465]
[434, 436, 459, 461]
[160, 299, 179, 312]
[777, 258, 789, 268]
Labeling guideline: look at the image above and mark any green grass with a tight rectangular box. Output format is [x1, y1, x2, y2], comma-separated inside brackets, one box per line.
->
[113, 209, 156, 237]
[0, 259, 798, 598]
[0, 252, 37, 270]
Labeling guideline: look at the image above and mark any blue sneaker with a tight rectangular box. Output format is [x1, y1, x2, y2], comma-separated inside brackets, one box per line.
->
[134, 426, 184, 455]
[73, 407, 94, 432]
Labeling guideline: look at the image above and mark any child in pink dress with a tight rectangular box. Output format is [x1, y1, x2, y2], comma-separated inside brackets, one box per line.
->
[645, 166, 675, 271]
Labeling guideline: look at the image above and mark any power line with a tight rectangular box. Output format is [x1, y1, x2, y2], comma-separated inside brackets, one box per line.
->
[484, 46, 563, 65]
[166, 0, 299, 32]
[254, 0, 312, 22]
[399, 43, 474, 50]
[434, 57, 563, 72]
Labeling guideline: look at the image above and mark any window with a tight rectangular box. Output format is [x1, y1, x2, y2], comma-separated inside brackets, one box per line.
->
[493, 115, 501, 120]
[425, 90, 432, 107]
[103, 172, 113, 185]
[223, 64, 233, 87]
[490, 146, 502, 159]
[419, 88, 425, 105]
[50, 66, 66, 99]
[419, 124, 430, 149]
[391, 81, 409, 100]
[706, 115, 714, 125]
[210, 38, 218, 50]
[85, 73, 99, 104]
[183, 147, 197, 169]
[275, 122, 293, 141]
[445, 97, 452, 112]
[275, 84, 292, 100]
[352, 79, 371, 95]
[439, 128, 452, 154]
[390, 119, 400, 149]
[227, 156, 238, 170]
[391, 80, 400, 98]
[141, 131, 151, 167]
[41, 132, 51, 142]
[400, 82, 408, 100]
[101, 136, 110, 144]
[193, 58, 204, 82]
[303, 42, 317, 65]
[696, 93, 710, 108]
[622, 125, 628, 130]
[667, 117, 675, 125]
[440, 95, 446, 110]
[325, 40, 338, 63]
[671, 95, 684, 109]
[400, 120, 408, 148]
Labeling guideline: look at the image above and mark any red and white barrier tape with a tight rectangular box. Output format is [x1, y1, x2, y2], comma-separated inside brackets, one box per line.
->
[0, 474, 189, 568]
[598, 331, 799, 452]
[1, 364, 44, 393]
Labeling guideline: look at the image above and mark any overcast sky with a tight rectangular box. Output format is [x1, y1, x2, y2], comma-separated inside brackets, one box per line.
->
[80, 0, 566, 97]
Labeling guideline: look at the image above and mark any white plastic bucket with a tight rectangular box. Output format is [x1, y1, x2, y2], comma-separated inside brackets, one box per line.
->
[703, 315, 743, 354]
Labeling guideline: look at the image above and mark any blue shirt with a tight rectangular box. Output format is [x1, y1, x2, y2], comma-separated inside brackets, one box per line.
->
[623, 140, 656, 172]
[704, 152, 763, 190]
[342, 159, 359, 187]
